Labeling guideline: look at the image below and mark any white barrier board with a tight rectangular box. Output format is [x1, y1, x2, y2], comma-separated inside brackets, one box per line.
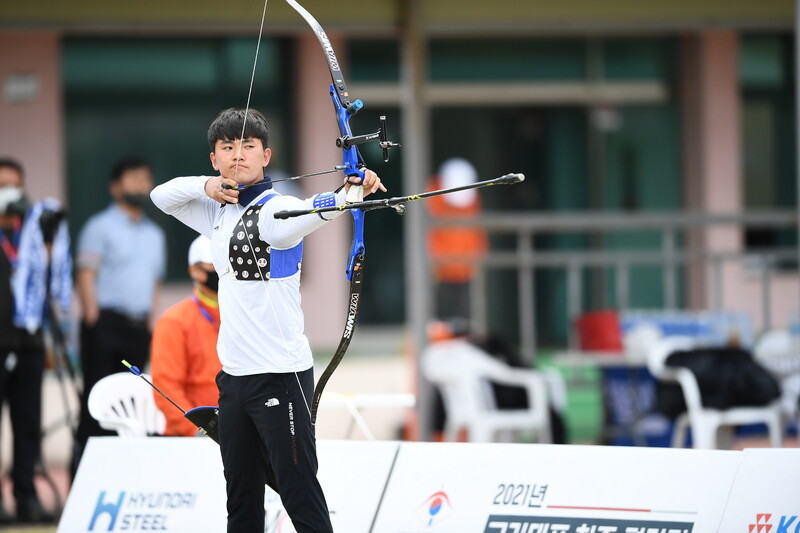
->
[266, 440, 400, 532]
[58, 437, 800, 533]
[58, 437, 227, 533]
[372, 443, 741, 533]
[718, 448, 800, 533]
[58, 437, 399, 533]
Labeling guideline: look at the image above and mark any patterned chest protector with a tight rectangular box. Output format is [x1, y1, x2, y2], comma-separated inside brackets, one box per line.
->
[228, 200, 271, 280]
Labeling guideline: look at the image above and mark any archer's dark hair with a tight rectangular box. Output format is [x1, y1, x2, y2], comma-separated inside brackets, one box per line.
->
[110, 156, 152, 184]
[207, 108, 270, 151]
[0, 158, 24, 183]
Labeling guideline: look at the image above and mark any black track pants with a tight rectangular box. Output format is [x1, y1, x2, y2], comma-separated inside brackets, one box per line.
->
[0, 344, 45, 506]
[75, 310, 151, 475]
[217, 369, 333, 533]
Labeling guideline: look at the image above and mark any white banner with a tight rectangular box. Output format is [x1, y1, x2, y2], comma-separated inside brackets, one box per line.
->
[265, 440, 400, 533]
[58, 437, 227, 533]
[371, 443, 741, 533]
[58, 438, 800, 533]
[718, 448, 800, 533]
[58, 437, 399, 533]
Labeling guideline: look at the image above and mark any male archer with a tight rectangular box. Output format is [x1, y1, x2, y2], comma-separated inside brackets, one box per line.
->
[151, 107, 385, 533]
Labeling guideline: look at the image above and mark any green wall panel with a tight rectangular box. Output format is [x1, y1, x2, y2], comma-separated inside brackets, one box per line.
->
[2, 0, 791, 30]
[424, 0, 792, 26]
[1, 0, 397, 28]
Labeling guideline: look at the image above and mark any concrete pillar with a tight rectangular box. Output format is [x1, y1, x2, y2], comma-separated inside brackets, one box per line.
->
[0, 32, 64, 203]
[294, 33, 348, 350]
[401, 0, 434, 440]
[682, 31, 798, 331]
[683, 31, 742, 310]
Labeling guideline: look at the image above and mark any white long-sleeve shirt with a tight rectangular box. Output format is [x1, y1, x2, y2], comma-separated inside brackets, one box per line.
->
[151, 176, 346, 375]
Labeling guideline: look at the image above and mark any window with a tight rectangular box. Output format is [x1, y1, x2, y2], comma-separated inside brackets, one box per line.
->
[64, 37, 290, 281]
[740, 34, 797, 268]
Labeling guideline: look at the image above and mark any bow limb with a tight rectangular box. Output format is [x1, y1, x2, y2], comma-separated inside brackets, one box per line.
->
[285, 0, 368, 424]
[285, 0, 356, 112]
[309, 222, 364, 425]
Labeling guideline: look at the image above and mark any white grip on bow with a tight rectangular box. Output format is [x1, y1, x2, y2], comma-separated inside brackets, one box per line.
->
[346, 183, 364, 204]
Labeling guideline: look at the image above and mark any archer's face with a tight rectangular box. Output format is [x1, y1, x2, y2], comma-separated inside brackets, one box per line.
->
[210, 138, 271, 186]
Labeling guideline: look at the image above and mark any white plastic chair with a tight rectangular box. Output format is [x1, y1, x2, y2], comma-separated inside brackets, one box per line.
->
[421, 339, 553, 443]
[88, 372, 166, 437]
[646, 336, 782, 449]
[754, 329, 800, 426]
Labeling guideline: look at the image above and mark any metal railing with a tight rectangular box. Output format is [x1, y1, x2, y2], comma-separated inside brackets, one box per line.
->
[429, 210, 799, 363]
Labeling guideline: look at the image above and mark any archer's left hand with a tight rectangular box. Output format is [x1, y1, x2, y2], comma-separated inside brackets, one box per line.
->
[344, 169, 386, 198]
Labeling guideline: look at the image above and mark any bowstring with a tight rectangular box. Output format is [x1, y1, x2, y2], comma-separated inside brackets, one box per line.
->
[228, 0, 313, 419]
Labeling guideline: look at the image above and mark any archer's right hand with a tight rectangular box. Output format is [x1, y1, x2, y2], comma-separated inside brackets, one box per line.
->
[205, 176, 241, 204]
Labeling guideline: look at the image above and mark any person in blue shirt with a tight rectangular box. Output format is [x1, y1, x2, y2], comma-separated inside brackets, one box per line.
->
[72, 156, 166, 474]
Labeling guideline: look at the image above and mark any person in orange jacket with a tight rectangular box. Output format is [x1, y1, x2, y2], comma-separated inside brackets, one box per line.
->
[426, 158, 488, 321]
[150, 235, 221, 436]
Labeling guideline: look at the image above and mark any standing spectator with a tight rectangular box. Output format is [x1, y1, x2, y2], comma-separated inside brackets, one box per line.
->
[73, 156, 166, 472]
[0, 160, 21, 524]
[150, 235, 221, 436]
[426, 158, 488, 320]
[0, 158, 69, 523]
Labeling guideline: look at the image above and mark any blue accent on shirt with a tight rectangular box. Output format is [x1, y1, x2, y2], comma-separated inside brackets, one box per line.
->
[259, 193, 302, 279]
[313, 192, 336, 209]
[270, 242, 303, 278]
[232, 192, 302, 279]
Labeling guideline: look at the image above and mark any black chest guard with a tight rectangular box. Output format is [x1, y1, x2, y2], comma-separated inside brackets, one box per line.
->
[228, 203, 271, 280]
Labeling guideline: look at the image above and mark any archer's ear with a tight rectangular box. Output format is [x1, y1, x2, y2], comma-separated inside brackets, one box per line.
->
[263, 147, 272, 167]
[210, 152, 218, 171]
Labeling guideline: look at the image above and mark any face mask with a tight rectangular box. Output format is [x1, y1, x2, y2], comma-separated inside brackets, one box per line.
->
[0, 186, 27, 216]
[122, 192, 149, 208]
[202, 269, 219, 293]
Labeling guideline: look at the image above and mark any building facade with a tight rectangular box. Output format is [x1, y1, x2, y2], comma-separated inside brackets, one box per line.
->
[1, 0, 796, 349]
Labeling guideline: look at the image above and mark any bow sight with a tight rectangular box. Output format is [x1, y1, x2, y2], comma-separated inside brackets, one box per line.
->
[335, 115, 401, 164]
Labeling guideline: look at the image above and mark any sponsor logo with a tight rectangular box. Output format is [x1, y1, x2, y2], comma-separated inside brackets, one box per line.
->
[315, 30, 340, 72]
[265, 398, 279, 407]
[749, 513, 800, 533]
[88, 490, 198, 531]
[417, 491, 453, 527]
[750, 514, 773, 533]
[89, 491, 125, 531]
[342, 294, 359, 339]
